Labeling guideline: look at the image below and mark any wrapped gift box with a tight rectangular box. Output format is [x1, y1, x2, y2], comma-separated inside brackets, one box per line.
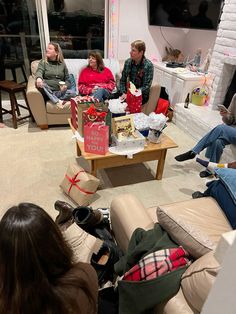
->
[71, 97, 112, 139]
[60, 163, 100, 206]
[112, 130, 146, 150]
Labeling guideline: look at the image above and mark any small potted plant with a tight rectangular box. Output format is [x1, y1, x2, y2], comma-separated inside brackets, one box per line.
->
[191, 86, 209, 106]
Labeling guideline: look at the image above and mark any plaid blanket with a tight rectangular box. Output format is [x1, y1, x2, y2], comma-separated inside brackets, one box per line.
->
[123, 246, 191, 281]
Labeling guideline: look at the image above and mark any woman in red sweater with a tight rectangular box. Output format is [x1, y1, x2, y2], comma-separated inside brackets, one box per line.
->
[78, 51, 116, 101]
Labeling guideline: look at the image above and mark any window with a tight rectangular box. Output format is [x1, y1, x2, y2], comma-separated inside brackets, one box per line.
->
[0, 0, 39, 81]
[0, 0, 106, 82]
[47, 0, 105, 59]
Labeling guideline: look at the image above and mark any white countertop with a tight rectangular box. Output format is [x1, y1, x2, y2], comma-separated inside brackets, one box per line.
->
[154, 62, 208, 80]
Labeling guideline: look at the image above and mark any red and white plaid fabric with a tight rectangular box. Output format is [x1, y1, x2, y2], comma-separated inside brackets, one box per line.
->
[123, 246, 191, 281]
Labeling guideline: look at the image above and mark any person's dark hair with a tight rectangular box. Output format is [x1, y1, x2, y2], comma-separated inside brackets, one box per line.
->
[88, 50, 104, 72]
[0, 203, 96, 314]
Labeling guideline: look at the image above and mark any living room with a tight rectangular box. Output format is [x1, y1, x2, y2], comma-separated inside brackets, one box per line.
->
[0, 0, 236, 313]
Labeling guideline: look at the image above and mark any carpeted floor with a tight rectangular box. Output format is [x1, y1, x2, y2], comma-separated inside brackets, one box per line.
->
[0, 113, 207, 221]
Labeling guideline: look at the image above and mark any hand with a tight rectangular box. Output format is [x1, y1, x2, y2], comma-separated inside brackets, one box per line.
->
[120, 93, 127, 102]
[60, 85, 67, 92]
[36, 78, 44, 88]
[219, 109, 228, 117]
[92, 85, 99, 93]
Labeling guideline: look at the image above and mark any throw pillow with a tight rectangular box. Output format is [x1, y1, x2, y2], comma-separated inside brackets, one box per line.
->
[69, 73, 77, 92]
[156, 197, 232, 258]
[181, 251, 220, 312]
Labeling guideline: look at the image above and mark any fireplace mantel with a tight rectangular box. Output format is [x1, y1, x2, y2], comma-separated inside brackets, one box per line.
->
[224, 56, 236, 66]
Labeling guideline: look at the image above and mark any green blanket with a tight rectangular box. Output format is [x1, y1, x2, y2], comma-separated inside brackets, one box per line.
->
[115, 223, 188, 314]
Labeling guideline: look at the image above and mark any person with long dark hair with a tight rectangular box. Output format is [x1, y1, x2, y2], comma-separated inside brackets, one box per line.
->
[0, 202, 98, 314]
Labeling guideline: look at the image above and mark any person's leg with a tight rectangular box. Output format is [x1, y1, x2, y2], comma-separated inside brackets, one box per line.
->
[192, 124, 236, 156]
[63, 222, 103, 263]
[175, 124, 236, 162]
[42, 84, 60, 104]
[92, 88, 110, 101]
[204, 138, 226, 163]
[203, 180, 236, 229]
[59, 89, 77, 100]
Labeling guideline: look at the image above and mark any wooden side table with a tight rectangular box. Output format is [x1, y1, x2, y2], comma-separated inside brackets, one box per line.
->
[4, 60, 28, 84]
[0, 80, 33, 129]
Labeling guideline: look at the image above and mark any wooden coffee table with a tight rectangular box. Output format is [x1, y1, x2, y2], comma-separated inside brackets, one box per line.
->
[69, 120, 178, 180]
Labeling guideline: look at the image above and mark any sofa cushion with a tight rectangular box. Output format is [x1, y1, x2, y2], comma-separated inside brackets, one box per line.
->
[181, 251, 220, 312]
[46, 101, 71, 114]
[31, 59, 121, 90]
[156, 197, 232, 258]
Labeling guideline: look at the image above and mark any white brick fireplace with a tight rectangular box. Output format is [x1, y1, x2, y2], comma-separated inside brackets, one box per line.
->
[173, 0, 236, 161]
[208, 0, 236, 109]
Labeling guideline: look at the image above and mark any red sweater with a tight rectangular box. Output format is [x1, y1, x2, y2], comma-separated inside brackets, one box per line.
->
[78, 66, 116, 95]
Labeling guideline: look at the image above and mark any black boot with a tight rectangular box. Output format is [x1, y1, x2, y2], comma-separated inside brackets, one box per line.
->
[54, 200, 74, 225]
[73, 206, 113, 242]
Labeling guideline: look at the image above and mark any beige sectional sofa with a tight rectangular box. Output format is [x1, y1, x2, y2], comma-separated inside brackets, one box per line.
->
[110, 193, 233, 313]
[26, 59, 161, 130]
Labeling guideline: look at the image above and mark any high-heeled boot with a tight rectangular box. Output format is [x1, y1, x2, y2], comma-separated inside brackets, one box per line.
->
[73, 206, 113, 241]
[54, 200, 74, 225]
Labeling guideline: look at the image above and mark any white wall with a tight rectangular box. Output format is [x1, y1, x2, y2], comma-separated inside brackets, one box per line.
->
[118, 0, 217, 62]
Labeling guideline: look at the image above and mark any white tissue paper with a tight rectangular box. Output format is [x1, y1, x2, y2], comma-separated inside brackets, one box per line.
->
[148, 112, 167, 131]
[147, 113, 168, 143]
[108, 99, 127, 114]
[133, 112, 149, 131]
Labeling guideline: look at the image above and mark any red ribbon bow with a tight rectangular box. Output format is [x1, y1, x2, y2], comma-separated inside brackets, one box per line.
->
[86, 104, 107, 118]
[66, 171, 94, 195]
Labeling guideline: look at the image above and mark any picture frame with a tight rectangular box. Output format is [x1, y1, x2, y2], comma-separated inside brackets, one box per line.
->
[112, 114, 135, 140]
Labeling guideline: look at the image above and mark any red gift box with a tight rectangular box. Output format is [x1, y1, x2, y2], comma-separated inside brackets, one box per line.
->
[84, 122, 109, 155]
[126, 88, 142, 114]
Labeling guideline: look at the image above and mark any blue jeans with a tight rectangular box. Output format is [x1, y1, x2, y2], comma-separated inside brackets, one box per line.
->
[204, 180, 236, 229]
[192, 124, 236, 162]
[92, 88, 110, 102]
[41, 74, 77, 104]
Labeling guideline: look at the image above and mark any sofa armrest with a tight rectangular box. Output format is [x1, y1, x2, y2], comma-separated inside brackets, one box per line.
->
[110, 193, 155, 252]
[142, 83, 161, 115]
[26, 76, 48, 129]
